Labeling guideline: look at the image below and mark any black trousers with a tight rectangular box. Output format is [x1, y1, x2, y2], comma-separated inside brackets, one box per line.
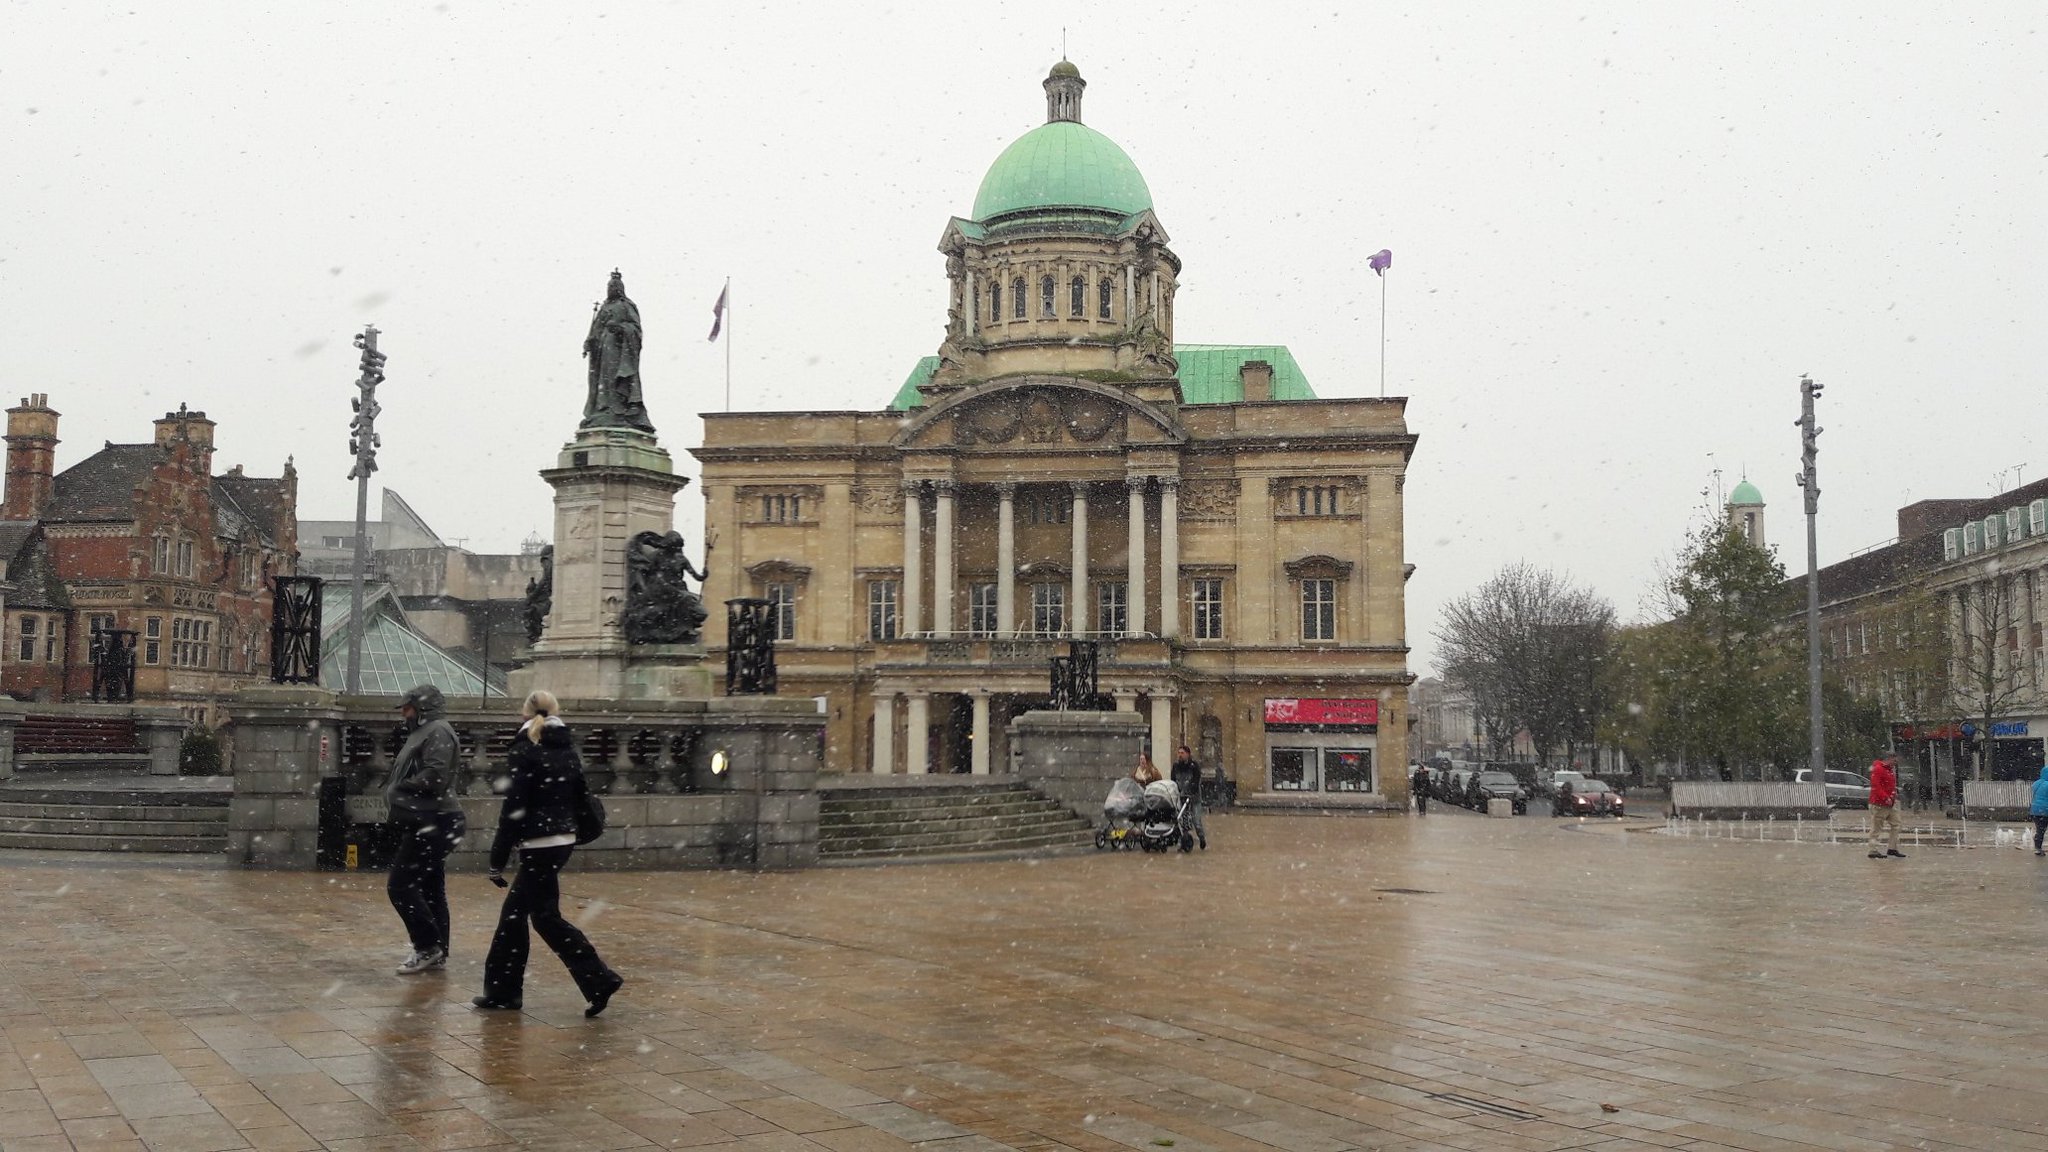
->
[387, 812, 464, 955]
[2033, 814, 2047, 852]
[483, 845, 614, 1002]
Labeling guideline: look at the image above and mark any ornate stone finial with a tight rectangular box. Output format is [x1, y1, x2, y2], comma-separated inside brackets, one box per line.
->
[1045, 61, 1085, 124]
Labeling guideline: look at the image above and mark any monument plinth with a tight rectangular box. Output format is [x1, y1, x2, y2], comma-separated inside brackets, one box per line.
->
[508, 271, 714, 702]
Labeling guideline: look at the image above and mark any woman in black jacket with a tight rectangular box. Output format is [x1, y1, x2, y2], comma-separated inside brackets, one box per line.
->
[473, 691, 623, 1016]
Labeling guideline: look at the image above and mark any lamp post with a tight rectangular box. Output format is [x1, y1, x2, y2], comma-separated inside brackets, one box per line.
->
[344, 326, 385, 694]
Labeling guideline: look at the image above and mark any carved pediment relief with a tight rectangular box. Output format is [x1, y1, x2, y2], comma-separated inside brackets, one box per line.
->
[901, 377, 1170, 451]
[745, 559, 812, 582]
[1283, 554, 1355, 581]
[853, 485, 905, 517]
[1179, 480, 1238, 518]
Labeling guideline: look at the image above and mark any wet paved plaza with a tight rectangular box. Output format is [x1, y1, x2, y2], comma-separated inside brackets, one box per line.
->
[4, 811, 2047, 1152]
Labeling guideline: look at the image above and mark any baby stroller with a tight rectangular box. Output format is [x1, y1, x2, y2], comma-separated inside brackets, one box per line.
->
[1096, 777, 1144, 850]
[1134, 779, 1195, 853]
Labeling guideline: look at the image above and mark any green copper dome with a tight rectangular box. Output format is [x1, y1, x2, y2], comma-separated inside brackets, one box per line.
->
[971, 120, 1154, 222]
[1729, 480, 1764, 505]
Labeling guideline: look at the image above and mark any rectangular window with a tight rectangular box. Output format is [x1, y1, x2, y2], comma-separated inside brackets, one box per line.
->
[867, 580, 899, 642]
[17, 615, 36, 663]
[1030, 584, 1066, 637]
[2032, 500, 2047, 536]
[44, 629, 57, 663]
[968, 583, 999, 637]
[1271, 747, 1316, 792]
[1192, 578, 1225, 640]
[1302, 579, 1336, 641]
[1097, 581, 1128, 637]
[153, 537, 170, 573]
[176, 539, 194, 577]
[765, 583, 796, 641]
[144, 617, 161, 665]
[1323, 748, 1373, 793]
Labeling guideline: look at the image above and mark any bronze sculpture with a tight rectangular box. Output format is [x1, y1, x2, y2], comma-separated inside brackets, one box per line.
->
[582, 271, 654, 432]
[621, 530, 708, 644]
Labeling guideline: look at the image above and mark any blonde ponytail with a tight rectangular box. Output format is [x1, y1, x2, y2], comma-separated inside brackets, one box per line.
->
[521, 689, 560, 743]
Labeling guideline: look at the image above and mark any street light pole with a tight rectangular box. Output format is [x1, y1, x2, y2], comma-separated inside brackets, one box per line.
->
[345, 326, 385, 694]
[1795, 376, 1824, 787]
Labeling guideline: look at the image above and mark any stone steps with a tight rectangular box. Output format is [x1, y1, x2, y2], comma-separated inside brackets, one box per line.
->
[817, 779, 1090, 861]
[0, 786, 230, 855]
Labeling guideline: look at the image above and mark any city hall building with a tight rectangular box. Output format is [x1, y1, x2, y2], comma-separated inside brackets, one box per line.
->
[694, 64, 1417, 801]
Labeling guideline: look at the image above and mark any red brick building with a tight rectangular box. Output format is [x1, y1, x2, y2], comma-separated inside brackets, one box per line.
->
[0, 395, 298, 721]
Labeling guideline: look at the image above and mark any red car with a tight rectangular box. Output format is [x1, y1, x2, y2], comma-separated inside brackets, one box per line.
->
[1553, 780, 1624, 817]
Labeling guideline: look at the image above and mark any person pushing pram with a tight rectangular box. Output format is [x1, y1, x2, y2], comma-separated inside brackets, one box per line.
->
[1096, 751, 1196, 853]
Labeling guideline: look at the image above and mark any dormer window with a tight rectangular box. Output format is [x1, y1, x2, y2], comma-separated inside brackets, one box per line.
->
[1011, 277, 1026, 319]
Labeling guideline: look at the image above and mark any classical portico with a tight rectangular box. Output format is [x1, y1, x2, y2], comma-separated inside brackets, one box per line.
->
[695, 62, 1417, 805]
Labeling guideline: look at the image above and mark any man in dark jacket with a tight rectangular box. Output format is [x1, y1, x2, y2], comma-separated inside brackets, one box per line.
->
[1169, 745, 1207, 850]
[1412, 763, 1430, 814]
[386, 684, 466, 974]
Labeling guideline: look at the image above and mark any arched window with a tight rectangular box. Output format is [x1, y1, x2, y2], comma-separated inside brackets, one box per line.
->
[1070, 276, 1086, 316]
[1099, 278, 1113, 319]
[1011, 276, 1026, 319]
[1040, 275, 1055, 318]
[989, 282, 1001, 322]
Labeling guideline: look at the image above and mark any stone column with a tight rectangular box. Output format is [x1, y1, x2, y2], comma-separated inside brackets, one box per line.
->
[1125, 477, 1147, 637]
[970, 690, 991, 775]
[1070, 483, 1089, 637]
[1149, 693, 1174, 770]
[905, 693, 930, 775]
[996, 482, 1017, 638]
[1159, 477, 1180, 640]
[933, 481, 956, 638]
[226, 685, 343, 870]
[135, 709, 187, 776]
[872, 692, 895, 774]
[901, 482, 923, 637]
[0, 699, 23, 780]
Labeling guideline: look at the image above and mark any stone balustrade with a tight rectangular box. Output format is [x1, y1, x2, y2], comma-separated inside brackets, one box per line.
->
[226, 686, 823, 871]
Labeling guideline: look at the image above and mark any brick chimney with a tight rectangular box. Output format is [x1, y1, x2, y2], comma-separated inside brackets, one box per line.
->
[4, 394, 60, 520]
[1239, 360, 1274, 403]
[154, 403, 215, 473]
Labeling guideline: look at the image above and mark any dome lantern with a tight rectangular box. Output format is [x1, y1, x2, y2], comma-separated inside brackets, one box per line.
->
[1045, 60, 1085, 123]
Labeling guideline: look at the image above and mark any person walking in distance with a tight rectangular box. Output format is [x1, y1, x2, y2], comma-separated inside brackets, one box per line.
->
[386, 684, 466, 975]
[474, 691, 624, 1017]
[1867, 755, 1904, 859]
[2030, 763, 2048, 858]
[1170, 744, 1208, 850]
[1411, 762, 1430, 814]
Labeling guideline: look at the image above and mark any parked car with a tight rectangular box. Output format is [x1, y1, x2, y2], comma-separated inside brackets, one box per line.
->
[1543, 770, 1587, 799]
[1466, 770, 1529, 814]
[1553, 779, 1625, 817]
[1793, 769, 1871, 808]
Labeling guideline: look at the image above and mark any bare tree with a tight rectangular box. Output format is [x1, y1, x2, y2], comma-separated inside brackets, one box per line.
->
[1943, 573, 2034, 780]
[1435, 564, 1616, 768]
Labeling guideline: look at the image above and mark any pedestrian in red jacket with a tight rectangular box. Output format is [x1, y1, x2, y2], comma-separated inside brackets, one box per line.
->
[1867, 757, 1904, 859]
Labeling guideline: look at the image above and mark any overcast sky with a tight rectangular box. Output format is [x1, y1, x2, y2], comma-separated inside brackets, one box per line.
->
[6, 2, 2042, 672]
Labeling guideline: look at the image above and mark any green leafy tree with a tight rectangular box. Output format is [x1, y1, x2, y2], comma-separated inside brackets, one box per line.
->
[1656, 520, 1802, 779]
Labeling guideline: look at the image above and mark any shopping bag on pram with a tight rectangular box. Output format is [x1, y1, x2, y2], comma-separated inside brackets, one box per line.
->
[1103, 776, 1145, 820]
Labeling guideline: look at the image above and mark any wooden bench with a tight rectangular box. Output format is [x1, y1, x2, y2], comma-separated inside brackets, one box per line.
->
[1668, 782, 1829, 820]
[15, 716, 142, 755]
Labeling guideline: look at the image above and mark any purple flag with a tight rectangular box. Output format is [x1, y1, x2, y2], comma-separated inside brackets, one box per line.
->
[707, 283, 729, 341]
[1368, 249, 1392, 276]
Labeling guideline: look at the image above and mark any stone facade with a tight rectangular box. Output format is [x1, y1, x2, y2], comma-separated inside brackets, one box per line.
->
[693, 65, 1416, 806]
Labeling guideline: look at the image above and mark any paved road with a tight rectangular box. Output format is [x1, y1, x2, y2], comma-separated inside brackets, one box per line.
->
[2, 811, 2045, 1150]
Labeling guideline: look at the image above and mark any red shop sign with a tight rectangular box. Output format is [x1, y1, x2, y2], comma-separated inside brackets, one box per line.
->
[1264, 698, 1378, 726]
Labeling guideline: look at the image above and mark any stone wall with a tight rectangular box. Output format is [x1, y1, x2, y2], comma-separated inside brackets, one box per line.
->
[1009, 709, 1147, 821]
[226, 688, 822, 871]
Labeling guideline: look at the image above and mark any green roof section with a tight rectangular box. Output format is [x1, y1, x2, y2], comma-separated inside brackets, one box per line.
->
[1729, 480, 1764, 505]
[319, 585, 505, 697]
[971, 121, 1154, 222]
[885, 346, 1317, 411]
[1173, 345, 1318, 403]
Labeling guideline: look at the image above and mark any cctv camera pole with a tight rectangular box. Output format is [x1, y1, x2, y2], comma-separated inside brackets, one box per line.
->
[345, 326, 386, 694]
[1795, 376, 1824, 787]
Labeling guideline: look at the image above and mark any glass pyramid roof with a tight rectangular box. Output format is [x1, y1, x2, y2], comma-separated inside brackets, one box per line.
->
[318, 584, 504, 697]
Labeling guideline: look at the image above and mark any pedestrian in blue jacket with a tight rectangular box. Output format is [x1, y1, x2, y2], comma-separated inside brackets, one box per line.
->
[2030, 764, 2048, 857]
